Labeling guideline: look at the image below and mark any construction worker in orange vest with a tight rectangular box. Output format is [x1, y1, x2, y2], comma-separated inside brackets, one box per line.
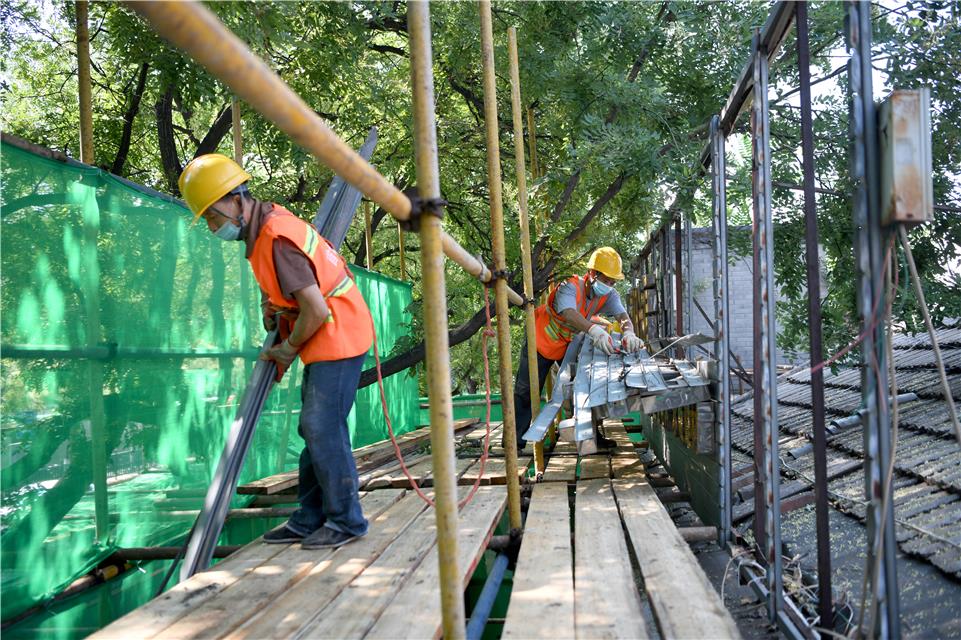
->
[510, 247, 643, 453]
[179, 154, 372, 550]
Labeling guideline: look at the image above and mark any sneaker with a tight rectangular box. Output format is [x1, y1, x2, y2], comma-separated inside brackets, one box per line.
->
[262, 524, 305, 544]
[301, 526, 363, 550]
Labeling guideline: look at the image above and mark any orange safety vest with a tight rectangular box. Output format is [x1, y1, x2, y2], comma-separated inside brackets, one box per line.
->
[249, 206, 373, 364]
[534, 275, 610, 360]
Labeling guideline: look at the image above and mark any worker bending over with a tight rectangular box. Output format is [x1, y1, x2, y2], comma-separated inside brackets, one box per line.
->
[179, 154, 372, 550]
[510, 247, 643, 453]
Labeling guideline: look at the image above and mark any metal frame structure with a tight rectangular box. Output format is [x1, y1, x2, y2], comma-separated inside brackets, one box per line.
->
[628, 1, 902, 637]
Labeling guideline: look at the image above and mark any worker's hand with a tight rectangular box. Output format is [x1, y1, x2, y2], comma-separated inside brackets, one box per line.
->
[621, 330, 643, 353]
[262, 307, 278, 332]
[261, 339, 299, 373]
[587, 324, 615, 356]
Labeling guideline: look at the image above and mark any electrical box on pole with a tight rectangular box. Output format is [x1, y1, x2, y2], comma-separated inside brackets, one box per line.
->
[879, 89, 933, 226]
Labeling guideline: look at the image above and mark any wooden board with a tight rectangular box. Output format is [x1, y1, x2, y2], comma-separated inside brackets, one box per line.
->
[223, 493, 428, 640]
[89, 490, 404, 640]
[613, 479, 741, 639]
[542, 453, 578, 483]
[578, 455, 610, 480]
[611, 456, 647, 480]
[502, 482, 575, 639]
[603, 420, 637, 457]
[574, 480, 649, 639]
[364, 486, 507, 639]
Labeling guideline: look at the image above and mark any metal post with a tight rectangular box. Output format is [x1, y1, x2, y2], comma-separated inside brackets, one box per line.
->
[232, 98, 254, 379]
[507, 28, 543, 477]
[684, 212, 693, 360]
[398, 220, 407, 280]
[710, 115, 733, 548]
[479, 0, 522, 530]
[76, 1, 94, 163]
[675, 216, 683, 357]
[797, 4, 833, 631]
[752, 32, 782, 623]
[408, 4, 465, 637]
[364, 200, 374, 270]
[847, 2, 899, 635]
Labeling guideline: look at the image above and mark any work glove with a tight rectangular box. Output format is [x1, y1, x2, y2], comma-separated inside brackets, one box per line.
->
[621, 330, 643, 353]
[260, 339, 299, 381]
[587, 324, 616, 356]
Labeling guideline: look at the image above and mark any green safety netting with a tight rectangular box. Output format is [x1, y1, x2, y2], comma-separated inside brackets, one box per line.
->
[0, 139, 420, 623]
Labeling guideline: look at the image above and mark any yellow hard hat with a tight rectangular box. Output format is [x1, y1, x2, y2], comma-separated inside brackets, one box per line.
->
[586, 246, 625, 280]
[178, 154, 251, 221]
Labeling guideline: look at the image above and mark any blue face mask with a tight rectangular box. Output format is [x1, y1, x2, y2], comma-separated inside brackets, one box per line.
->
[214, 221, 241, 241]
[210, 207, 244, 242]
[592, 279, 613, 296]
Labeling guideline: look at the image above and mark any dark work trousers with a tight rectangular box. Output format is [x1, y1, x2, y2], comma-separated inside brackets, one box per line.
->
[286, 353, 368, 538]
[509, 338, 561, 451]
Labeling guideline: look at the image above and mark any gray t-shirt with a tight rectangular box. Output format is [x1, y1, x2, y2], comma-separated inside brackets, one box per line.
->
[552, 278, 626, 318]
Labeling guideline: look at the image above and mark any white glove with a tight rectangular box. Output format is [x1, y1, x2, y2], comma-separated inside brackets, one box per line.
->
[587, 324, 615, 356]
[621, 330, 643, 353]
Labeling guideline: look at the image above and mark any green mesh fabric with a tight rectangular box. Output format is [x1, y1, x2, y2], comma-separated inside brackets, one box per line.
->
[0, 140, 419, 623]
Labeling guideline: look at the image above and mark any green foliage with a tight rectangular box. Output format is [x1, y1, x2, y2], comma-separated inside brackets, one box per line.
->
[3, 0, 958, 386]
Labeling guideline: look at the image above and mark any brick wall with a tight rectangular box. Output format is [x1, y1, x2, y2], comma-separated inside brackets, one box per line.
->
[655, 226, 808, 369]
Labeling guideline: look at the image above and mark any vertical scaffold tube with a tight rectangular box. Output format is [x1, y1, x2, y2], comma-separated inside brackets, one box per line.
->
[76, 1, 94, 163]
[479, 0, 522, 529]
[408, 3, 465, 637]
[507, 28, 542, 477]
[751, 32, 783, 623]
[710, 115, 732, 548]
[796, 3, 834, 630]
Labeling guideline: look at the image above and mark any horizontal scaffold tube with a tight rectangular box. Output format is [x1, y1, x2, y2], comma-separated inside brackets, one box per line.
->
[126, 1, 523, 306]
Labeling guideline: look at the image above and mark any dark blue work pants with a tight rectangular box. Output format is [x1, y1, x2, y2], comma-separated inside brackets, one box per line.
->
[285, 353, 369, 537]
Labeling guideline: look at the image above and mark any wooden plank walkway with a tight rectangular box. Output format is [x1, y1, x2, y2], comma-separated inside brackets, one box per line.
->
[95, 419, 738, 640]
[92, 486, 507, 640]
[503, 420, 742, 640]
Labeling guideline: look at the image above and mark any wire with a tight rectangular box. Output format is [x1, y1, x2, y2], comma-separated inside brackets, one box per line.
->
[371, 285, 495, 509]
[898, 225, 961, 444]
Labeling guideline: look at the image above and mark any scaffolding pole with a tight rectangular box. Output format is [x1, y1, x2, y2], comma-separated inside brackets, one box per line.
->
[125, 0, 523, 306]
[364, 200, 374, 270]
[847, 1, 899, 635]
[507, 27, 542, 477]
[408, 3, 465, 638]
[710, 115, 733, 548]
[479, 0, 522, 530]
[751, 32, 783, 623]
[796, 3, 833, 631]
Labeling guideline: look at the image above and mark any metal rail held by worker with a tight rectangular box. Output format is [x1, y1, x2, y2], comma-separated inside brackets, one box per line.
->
[507, 27, 544, 477]
[124, 0, 524, 306]
[479, 0, 522, 530]
[408, 3, 466, 638]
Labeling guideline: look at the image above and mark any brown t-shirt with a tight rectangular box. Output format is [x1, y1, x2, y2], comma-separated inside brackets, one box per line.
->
[245, 201, 320, 301]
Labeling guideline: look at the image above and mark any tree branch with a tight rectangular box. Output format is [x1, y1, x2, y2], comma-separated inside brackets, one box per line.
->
[194, 104, 235, 157]
[111, 62, 150, 176]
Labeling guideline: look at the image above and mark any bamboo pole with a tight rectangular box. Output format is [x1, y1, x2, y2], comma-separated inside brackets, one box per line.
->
[408, 3, 465, 638]
[507, 28, 543, 477]
[526, 106, 541, 239]
[398, 220, 407, 280]
[77, 1, 94, 163]
[364, 200, 374, 270]
[75, 0, 109, 542]
[479, 0, 522, 529]
[232, 98, 254, 379]
[125, 1, 524, 305]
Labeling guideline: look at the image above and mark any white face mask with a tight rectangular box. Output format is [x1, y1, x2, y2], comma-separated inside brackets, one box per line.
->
[592, 279, 613, 296]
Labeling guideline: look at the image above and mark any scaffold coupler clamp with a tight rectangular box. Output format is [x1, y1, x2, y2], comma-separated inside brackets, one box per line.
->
[401, 187, 446, 233]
